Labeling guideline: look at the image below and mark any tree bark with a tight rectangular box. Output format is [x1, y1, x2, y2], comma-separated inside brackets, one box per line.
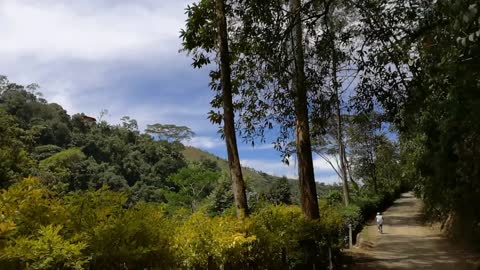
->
[290, 0, 320, 220]
[215, 0, 249, 219]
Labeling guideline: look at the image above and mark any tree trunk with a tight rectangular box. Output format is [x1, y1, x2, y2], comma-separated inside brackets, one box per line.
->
[337, 98, 350, 206]
[215, 0, 249, 219]
[290, 0, 320, 220]
[369, 138, 378, 194]
[330, 29, 350, 206]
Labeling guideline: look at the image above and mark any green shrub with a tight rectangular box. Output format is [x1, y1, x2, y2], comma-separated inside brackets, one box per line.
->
[64, 188, 175, 270]
[0, 177, 66, 236]
[2, 225, 89, 270]
[250, 205, 316, 269]
[173, 212, 256, 269]
[87, 203, 175, 270]
[2, 178, 393, 270]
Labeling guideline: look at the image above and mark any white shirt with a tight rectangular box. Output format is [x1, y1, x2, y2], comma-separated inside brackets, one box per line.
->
[376, 215, 383, 225]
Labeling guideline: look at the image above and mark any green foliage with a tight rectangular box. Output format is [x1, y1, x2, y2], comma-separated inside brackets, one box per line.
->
[173, 204, 348, 269]
[405, 0, 480, 242]
[265, 176, 292, 205]
[32, 145, 63, 161]
[1, 178, 362, 269]
[38, 148, 87, 193]
[173, 212, 256, 269]
[0, 109, 34, 187]
[0, 80, 71, 147]
[352, 0, 480, 243]
[1, 179, 175, 270]
[182, 146, 299, 205]
[166, 163, 220, 211]
[2, 225, 89, 270]
[84, 203, 174, 270]
[0, 77, 189, 199]
[39, 148, 86, 170]
[129, 181, 166, 204]
[206, 174, 234, 215]
[0, 177, 66, 236]
[249, 205, 321, 269]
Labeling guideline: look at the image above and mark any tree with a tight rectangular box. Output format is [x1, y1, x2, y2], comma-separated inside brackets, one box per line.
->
[145, 123, 194, 142]
[167, 165, 220, 211]
[375, 137, 401, 192]
[267, 176, 292, 205]
[397, 0, 480, 240]
[120, 116, 139, 132]
[288, 0, 320, 219]
[38, 148, 87, 193]
[181, 0, 249, 219]
[348, 113, 383, 193]
[312, 116, 358, 198]
[207, 174, 234, 215]
[0, 78, 72, 148]
[350, 0, 480, 243]
[322, 1, 355, 206]
[215, 0, 249, 219]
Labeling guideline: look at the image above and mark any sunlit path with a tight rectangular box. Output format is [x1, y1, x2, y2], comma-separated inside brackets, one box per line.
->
[349, 193, 480, 269]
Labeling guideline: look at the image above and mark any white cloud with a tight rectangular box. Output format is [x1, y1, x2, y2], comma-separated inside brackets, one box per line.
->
[186, 136, 224, 150]
[317, 174, 340, 184]
[241, 156, 338, 183]
[312, 155, 337, 172]
[0, 1, 190, 62]
[241, 159, 297, 179]
[0, 0, 217, 135]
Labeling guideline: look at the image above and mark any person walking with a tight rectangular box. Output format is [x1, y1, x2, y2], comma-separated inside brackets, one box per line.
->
[376, 212, 384, 233]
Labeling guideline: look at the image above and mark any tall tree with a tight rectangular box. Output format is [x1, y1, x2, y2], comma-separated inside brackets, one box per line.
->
[289, 0, 320, 219]
[348, 113, 382, 193]
[216, 0, 249, 218]
[324, 2, 351, 206]
[181, 0, 249, 219]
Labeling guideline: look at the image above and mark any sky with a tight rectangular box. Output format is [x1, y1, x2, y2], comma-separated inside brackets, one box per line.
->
[0, 0, 339, 184]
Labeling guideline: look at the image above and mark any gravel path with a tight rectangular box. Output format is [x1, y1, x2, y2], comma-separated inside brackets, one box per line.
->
[348, 193, 480, 269]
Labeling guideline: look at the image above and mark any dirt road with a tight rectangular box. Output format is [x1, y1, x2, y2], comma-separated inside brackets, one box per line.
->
[348, 193, 479, 269]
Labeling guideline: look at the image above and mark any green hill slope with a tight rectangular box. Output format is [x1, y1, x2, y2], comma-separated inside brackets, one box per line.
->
[182, 146, 285, 193]
[182, 146, 338, 201]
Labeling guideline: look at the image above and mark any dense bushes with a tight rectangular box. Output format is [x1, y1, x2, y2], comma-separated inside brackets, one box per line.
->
[0, 178, 356, 270]
[0, 178, 403, 269]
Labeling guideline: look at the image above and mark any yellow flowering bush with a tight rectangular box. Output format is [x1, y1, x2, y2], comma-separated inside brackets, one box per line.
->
[173, 212, 256, 269]
[0, 177, 66, 236]
[0, 178, 353, 270]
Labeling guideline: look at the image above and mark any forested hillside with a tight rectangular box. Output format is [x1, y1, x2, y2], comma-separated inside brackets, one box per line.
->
[0, 76, 312, 211]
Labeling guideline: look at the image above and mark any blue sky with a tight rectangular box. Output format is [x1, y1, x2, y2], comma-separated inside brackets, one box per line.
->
[0, 0, 339, 183]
